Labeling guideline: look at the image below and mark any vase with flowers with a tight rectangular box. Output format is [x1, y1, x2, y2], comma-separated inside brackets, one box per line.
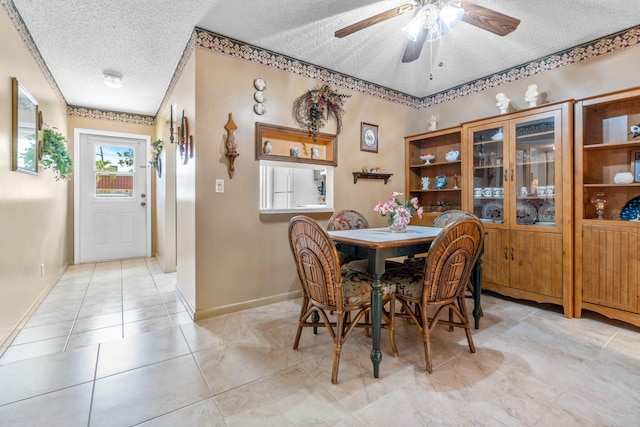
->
[629, 124, 640, 140]
[374, 191, 423, 232]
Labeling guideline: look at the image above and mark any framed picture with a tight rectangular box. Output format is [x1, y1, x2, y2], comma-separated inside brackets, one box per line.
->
[360, 122, 378, 153]
[634, 151, 640, 182]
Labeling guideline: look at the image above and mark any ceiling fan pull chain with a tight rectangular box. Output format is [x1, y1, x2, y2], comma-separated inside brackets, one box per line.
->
[429, 41, 433, 81]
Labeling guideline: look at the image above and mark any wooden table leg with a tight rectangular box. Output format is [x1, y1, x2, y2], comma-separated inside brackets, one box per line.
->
[472, 249, 484, 329]
[370, 273, 382, 378]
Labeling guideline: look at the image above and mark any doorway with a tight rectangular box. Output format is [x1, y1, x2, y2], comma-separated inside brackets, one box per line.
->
[74, 129, 151, 264]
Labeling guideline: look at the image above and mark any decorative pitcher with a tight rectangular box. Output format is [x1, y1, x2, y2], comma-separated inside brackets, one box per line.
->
[445, 150, 459, 162]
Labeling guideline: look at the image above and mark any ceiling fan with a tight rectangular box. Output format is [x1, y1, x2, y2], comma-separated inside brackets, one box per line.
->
[335, 1, 520, 63]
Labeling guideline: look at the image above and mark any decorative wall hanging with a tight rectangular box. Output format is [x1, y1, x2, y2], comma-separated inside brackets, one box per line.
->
[360, 122, 378, 153]
[253, 78, 266, 115]
[149, 139, 163, 178]
[225, 113, 239, 178]
[292, 84, 350, 143]
[169, 107, 193, 165]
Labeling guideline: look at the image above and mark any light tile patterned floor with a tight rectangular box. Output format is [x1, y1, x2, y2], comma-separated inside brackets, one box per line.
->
[1, 258, 639, 426]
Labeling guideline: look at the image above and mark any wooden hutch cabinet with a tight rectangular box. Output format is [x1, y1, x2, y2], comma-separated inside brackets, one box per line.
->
[405, 126, 465, 225]
[574, 87, 640, 327]
[405, 126, 465, 224]
[461, 101, 574, 316]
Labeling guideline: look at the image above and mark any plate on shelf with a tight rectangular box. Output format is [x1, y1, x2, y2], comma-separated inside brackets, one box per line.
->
[538, 201, 555, 222]
[535, 221, 555, 226]
[481, 202, 503, 221]
[620, 196, 640, 220]
[516, 200, 537, 225]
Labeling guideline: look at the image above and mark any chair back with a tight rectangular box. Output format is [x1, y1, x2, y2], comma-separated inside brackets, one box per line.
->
[432, 210, 477, 228]
[422, 217, 484, 303]
[327, 210, 369, 231]
[289, 215, 342, 309]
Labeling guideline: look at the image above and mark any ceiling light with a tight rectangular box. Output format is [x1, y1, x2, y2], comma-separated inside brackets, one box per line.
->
[103, 71, 123, 88]
[401, 1, 464, 42]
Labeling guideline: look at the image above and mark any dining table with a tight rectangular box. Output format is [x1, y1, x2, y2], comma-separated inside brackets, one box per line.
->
[327, 225, 483, 379]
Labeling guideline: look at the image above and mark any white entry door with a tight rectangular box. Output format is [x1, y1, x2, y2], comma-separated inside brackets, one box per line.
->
[75, 130, 151, 263]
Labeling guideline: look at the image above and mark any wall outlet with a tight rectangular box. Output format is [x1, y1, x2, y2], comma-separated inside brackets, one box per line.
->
[216, 179, 224, 193]
[40, 264, 45, 277]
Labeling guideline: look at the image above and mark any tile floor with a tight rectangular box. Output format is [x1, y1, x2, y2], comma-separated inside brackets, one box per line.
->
[1, 258, 640, 426]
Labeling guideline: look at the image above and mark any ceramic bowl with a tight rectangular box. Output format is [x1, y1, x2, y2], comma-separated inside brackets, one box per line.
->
[420, 154, 436, 164]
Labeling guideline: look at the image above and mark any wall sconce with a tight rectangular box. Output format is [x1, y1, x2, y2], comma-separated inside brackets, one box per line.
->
[169, 105, 193, 164]
[225, 113, 239, 178]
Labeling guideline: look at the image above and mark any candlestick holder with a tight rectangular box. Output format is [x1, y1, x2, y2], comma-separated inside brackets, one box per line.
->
[169, 108, 193, 164]
[590, 192, 607, 220]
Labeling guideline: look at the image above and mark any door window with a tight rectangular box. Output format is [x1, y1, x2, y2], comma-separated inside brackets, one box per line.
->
[94, 145, 135, 198]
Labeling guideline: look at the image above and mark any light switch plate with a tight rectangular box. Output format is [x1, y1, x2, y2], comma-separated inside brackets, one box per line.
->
[216, 179, 224, 193]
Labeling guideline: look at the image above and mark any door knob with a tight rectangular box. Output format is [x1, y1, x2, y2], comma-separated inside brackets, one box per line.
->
[141, 202, 146, 206]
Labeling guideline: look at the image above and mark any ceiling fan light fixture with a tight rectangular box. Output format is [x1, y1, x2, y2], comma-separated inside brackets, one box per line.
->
[403, 0, 464, 43]
[401, 13, 426, 42]
[440, 2, 464, 27]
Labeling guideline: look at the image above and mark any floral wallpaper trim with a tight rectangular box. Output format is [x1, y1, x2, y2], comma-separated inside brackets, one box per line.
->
[195, 28, 420, 109]
[195, 25, 640, 109]
[68, 106, 155, 125]
[423, 25, 640, 108]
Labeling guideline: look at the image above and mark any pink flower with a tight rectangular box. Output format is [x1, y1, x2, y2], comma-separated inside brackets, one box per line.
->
[374, 191, 423, 227]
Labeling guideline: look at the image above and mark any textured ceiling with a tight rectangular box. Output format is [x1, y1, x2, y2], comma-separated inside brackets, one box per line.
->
[9, 0, 640, 117]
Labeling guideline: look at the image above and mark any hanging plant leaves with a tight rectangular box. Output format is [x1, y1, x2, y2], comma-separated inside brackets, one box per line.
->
[41, 128, 73, 181]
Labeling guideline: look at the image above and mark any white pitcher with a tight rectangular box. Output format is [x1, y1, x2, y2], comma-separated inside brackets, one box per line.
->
[445, 150, 459, 162]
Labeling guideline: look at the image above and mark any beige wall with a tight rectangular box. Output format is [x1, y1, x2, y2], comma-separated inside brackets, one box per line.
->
[187, 47, 420, 319]
[163, 50, 197, 313]
[152, 106, 177, 274]
[0, 8, 71, 345]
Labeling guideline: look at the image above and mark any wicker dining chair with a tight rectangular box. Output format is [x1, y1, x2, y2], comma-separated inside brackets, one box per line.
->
[288, 215, 398, 384]
[388, 216, 485, 372]
[432, 210, 481, 299]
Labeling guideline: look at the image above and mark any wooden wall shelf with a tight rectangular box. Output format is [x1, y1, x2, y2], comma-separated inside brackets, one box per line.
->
[352, 172, 392, 184]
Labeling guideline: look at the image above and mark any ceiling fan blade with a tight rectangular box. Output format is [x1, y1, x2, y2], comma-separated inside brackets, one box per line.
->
[335, 3, 415, 38]
[401, 27, 428, 63]
[460, 1, 520, 36]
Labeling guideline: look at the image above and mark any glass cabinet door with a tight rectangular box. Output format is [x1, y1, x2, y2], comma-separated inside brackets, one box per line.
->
[471, 125, 506, 224]
[511, 113, 560, 228]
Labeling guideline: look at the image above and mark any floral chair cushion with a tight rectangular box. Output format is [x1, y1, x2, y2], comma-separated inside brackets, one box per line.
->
[327, 210, 369, 231]
[341, 268, 396, 305]
[382, 267, 424, 300]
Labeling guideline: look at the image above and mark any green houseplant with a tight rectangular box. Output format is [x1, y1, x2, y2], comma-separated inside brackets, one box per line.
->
[41, 128, 73, 181]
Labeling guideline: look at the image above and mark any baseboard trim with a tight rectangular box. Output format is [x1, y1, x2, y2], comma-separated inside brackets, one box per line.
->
[192, 290, 303, 322]
[0, 262, 69, 349]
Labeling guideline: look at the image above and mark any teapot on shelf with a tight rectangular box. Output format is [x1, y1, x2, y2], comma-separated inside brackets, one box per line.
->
[445, 150, 459, 162]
